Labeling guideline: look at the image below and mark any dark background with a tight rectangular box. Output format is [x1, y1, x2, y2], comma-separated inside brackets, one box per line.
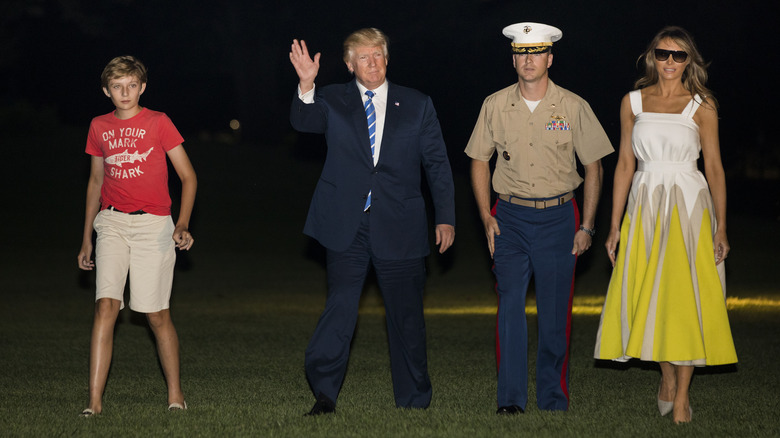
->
[1, 0, 778, 279]
[3, 0, 776, 162]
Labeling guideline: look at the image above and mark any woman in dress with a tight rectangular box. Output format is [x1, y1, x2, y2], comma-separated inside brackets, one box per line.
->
[594, 26, 737, 424]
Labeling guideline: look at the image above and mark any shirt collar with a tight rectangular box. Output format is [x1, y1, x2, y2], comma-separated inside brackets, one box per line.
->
[357, 80, 388, 101]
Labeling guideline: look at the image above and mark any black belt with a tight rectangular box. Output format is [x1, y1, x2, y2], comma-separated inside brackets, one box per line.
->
[107, 205, 147, 215]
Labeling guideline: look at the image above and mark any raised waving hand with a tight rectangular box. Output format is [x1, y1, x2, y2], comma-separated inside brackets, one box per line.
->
[289, 39, 320, 94]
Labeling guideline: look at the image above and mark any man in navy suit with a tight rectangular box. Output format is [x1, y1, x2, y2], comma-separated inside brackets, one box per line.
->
[289, 28, 456, 415]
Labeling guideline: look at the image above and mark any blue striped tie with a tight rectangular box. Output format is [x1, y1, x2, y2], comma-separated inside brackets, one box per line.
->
[364, 90, 376, 211]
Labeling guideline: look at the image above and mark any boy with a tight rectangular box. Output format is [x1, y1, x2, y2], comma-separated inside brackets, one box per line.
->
[77, 55, 196, 417]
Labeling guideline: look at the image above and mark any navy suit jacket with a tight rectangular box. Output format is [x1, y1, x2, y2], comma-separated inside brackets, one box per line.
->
[290, 79, 455, 260]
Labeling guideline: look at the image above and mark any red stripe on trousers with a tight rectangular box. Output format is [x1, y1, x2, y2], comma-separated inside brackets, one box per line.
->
[559, 199, 581, 402]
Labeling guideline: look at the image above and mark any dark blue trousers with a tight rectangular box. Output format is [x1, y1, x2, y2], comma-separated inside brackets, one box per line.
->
[304, 213, 431, 408]
[493, 198, 578, 411]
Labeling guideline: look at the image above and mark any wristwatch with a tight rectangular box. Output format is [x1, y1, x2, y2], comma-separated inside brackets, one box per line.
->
[579, 225, 595, 237]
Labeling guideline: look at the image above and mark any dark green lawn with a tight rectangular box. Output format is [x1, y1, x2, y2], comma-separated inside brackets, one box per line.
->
[1, 136, 778, 437]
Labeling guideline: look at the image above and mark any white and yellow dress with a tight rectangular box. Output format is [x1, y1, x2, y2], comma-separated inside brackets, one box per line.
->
[594, 90, 737, 366]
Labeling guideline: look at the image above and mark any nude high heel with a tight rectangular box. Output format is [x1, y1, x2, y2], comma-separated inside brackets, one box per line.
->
[658, 386, 674, 416]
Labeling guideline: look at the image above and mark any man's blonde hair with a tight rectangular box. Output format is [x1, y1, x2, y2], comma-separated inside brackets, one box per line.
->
[343, 28, 389, 64]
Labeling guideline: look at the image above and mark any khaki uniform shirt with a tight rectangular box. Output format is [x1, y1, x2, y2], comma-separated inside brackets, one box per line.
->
[465, 79, 613, 198]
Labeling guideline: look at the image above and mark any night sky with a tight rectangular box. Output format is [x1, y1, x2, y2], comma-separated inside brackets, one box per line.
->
[2, 0, 777, 201]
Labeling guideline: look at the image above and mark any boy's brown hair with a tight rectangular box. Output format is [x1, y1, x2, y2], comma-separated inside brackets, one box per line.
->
[101, 55, 148, 88]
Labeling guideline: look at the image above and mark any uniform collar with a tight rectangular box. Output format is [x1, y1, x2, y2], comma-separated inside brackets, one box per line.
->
[507, 79, 561, 112]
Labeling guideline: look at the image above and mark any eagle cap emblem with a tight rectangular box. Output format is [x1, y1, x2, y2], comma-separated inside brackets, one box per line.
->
[523, 25, 532, 34]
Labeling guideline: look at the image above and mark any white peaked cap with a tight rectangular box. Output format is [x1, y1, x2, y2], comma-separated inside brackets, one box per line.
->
[502, 22, 562, 51]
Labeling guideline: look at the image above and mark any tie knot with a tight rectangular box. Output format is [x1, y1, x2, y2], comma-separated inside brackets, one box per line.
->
[365, 90, 374, 99]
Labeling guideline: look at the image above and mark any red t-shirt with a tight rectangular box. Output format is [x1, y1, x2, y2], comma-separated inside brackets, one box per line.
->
[86, 108, 184, 216]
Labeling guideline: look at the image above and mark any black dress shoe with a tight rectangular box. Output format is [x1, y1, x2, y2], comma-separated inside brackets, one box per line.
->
[496, 405, 524, 415]
[305, 395, 336, 416]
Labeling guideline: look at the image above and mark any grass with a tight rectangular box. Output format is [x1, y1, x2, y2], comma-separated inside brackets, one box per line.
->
[1, 247, 779, 437]
[1, 136, 779, 436]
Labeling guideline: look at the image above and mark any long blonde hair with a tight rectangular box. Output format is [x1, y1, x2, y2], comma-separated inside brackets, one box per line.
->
[635, 26, 717, 108]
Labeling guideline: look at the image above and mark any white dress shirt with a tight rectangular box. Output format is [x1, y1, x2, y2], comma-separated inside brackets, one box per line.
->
[298, 81, 388, 165]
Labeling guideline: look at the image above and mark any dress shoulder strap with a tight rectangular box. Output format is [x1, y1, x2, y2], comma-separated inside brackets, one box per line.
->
[628, 90, 642, 116]
[683, 94, 702, 118]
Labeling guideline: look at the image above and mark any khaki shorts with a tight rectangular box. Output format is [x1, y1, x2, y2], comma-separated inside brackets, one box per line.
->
[93, 209, 176, 312]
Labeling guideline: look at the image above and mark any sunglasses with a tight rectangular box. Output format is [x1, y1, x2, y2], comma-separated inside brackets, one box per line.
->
[654, 49, 688, 63]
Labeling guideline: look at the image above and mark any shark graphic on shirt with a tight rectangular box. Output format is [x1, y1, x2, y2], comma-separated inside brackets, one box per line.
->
[105, 148, 153, 167]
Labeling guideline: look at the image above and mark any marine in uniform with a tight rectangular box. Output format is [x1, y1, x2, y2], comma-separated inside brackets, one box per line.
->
[465, 22, 613, 413]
